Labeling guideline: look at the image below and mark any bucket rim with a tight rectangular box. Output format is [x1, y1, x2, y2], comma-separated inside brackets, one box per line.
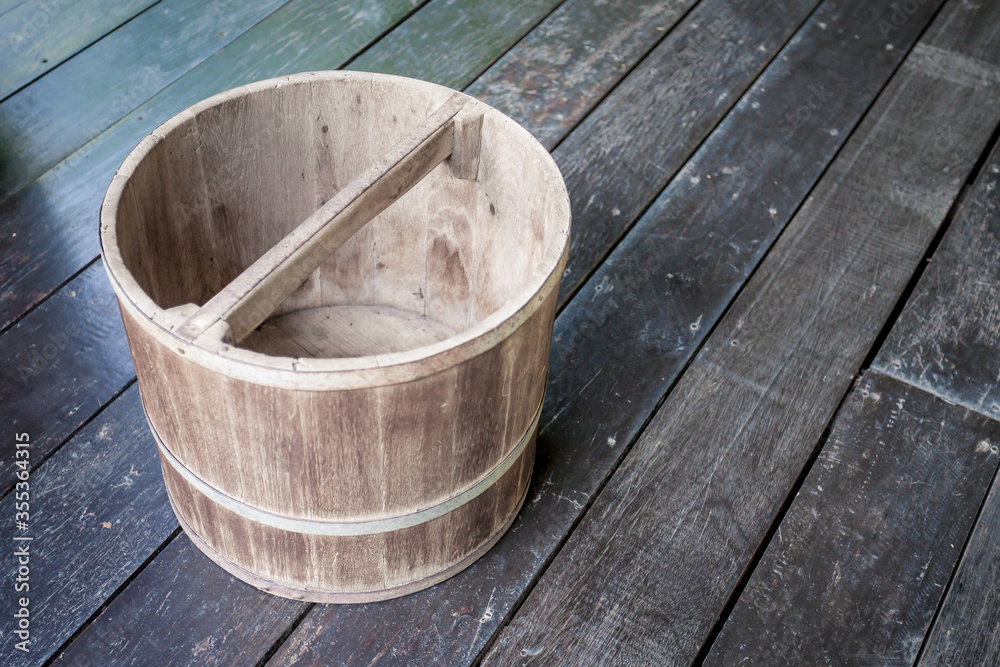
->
[100, 70, 570, 391]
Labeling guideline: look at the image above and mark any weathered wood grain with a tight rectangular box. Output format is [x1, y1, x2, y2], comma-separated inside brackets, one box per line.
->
[551, 0, 822, 305]
[0, 0, 293, 199]
[0, 387, 178, 666]
[874, 143, 1000, 422]
[465, 0, 697, 149]
[706, 371, 1000, 665]
[243, 305, 457, 358]
[0, 0, 419, 332]
[482, 0, 1000, 663]
[0, 0, 159, 99]
[269, 1, 955, 664]
[49, 537, 305, 666]
[714, 136, 1000, 667]
[538, 0, 946, 498]
[0, 263, 133, 496]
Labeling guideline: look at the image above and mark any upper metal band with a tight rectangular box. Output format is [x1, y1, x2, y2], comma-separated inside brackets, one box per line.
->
[149, 398, 541, 536]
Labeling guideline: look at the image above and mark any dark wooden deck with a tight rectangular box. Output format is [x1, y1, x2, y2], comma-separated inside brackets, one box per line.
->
[3, 0, 1000, 664]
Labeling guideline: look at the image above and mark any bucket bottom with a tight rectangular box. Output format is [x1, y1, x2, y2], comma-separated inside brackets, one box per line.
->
[241, 304, 458, 359]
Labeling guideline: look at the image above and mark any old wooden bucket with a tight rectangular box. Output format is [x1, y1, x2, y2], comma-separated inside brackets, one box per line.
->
[99, 71, 570, 602]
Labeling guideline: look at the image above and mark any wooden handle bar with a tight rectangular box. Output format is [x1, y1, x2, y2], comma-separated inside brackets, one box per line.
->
[174, 92, 482, 347]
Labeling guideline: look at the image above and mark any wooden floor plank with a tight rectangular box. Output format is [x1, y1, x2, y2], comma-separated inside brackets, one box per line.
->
[874, 146, 1000, 422]
[549, 0, 819, 305]
[711, 138, 1000, 665]
[706, 371, 1000, 665]
[0, 0, 293, 200]
[1, 387, 178, 666]
[269, 1, 950, 665]
[0, 264, 133, 496]
[482, 1, 1000, 663]
[0, 0, 159, 99]
[466, 0, 697, 149]
[48, 538, 304, 666]
[0, 0, 419, 332]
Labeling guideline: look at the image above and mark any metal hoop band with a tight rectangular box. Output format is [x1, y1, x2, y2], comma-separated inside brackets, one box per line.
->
[149, 398, 541, 536]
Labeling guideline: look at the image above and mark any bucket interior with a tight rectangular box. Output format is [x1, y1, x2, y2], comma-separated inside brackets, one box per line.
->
[112, 75, 563, 359]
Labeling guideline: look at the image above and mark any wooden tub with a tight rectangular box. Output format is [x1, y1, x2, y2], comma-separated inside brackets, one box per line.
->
[99, 71, 570, 602]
